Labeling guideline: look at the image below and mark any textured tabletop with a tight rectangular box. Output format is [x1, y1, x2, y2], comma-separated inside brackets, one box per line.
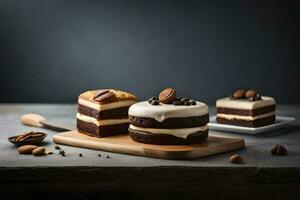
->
[1, 104, 299, 168]
[0, 104, 299, 199]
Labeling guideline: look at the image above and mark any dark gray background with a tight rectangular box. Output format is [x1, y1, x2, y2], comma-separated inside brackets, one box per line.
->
[0, 0, 299, 104]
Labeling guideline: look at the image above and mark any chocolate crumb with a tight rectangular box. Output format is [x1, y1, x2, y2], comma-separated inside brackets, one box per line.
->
[79, 153, 83, 157]
[98, 154, 101, 157]
[55, 145, 60, 150]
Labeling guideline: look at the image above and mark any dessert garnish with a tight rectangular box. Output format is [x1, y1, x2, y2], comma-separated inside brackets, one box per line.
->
[231, 89, 262, 101]
[159, 88, 176, 104]
[94, 89, 116, 103]
[148, 88, 197, 106]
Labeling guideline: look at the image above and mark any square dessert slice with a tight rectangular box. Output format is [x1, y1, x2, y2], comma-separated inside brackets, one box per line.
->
[77, 89, 137, 137]
[216, 90, 276, 127]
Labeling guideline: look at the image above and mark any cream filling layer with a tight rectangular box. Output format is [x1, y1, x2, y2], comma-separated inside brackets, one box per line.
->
[216, 96, 275, 110]
[129, 125, 208, 139]
[76, 113, 129, 126]
[78, 98, 137, 111]
[217, 111, 275, 121]
[128, 101, 209, 122]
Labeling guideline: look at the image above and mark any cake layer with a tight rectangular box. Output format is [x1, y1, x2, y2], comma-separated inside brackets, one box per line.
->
[216, 111, 275, 121]
[216, 115, 275, 127]
[129, 114, 209, 129]
[128, 101, 208, 123]
[129, 128, 208, 145]
[78, 98, 137, 111]
[77, 119, 129, 137]
[217, 105, 275, 116]
[76, 113, 129, 127]
[216, 96, 275, 110]
[129, 125, 208, 139]
[78, 104, 130, 119]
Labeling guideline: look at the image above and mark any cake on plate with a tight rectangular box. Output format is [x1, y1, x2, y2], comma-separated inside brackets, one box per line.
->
[77, 89, 138, 137]
[216, 89, 276, 127]
[128, 88, 209, 145]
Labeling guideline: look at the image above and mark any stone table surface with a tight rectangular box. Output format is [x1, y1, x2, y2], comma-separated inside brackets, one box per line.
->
[0, 104, 299, 199]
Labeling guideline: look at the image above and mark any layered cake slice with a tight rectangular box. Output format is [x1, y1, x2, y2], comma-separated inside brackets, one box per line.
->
[216, 89, 276, 127]
[128, 88, 209, 145]
[77, 89, 138, 137]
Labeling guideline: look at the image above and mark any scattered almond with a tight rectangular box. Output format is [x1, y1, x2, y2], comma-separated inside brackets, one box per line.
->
[229, 154, 242, 164]
[18, 145, 38, 154]
[32, 147, 45, 156]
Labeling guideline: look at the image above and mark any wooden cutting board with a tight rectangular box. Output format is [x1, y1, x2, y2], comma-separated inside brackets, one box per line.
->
[53, 130, 245, 160]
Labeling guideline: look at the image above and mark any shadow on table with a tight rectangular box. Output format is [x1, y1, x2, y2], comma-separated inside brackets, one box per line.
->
[254, 125, 300, 138]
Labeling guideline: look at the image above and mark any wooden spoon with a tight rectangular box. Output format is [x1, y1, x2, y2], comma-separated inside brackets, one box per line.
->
[20, 113, 74, 132]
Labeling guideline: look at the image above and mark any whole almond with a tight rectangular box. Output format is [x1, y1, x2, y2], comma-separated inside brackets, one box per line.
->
[32, 147, 45, 156]
[94, 90, 116, 103]
[233, 89, 245, 99]
[245, 90, 257, 98]
[159, 88, 176, 104]
[18, 145, 38, 154]
[229, 154, 242, 164]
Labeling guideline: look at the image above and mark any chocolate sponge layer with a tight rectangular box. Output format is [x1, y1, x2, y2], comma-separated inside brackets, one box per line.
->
[129, 114, 209, 129]
[129, 128, 208, 145]
[216, 115, 275, 127]
[77, 119, 129, 137]
[78, 104, 130, 119]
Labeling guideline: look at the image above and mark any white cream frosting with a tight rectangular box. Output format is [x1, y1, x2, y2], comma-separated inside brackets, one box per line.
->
[217, 111, 275, 121]
[129, 125, 208, 139]
[78, 98, 137, 111]
[128, 101, 208, 122]
[216, 96, 275, 110]
[76, 113, 129, 126]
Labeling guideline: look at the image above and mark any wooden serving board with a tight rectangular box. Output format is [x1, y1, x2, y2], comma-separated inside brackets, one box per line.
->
[53, 130, 245, 160]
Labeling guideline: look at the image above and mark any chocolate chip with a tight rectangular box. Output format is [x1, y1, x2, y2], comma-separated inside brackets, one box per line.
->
[150, 96, 158, 101]
[159, 88, 176, 104]
[94, 90, 116, 103]
[184, 101, 191, 106]
[248, 93, 262, 101]
[55, 145, 60, 150]
[233, 89, 245, 99]
[180, 97, 189, 102]
[190, 101, 196, 105]
[150, 100, 159, 105]
[98, 154, 101, 157]
[175, 97, 182, 101]
[173, 101, 183, 105]
[229, 154, 242, 164]
[59, 150, 65, 156]
[79, 153, 83, 157]
[271, 144, 287, 156]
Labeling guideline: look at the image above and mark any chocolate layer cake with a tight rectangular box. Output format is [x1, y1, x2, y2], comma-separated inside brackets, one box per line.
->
[77, 89, 137, 137]
[216, 90, 276, 127]
[128, 97, 209, 145]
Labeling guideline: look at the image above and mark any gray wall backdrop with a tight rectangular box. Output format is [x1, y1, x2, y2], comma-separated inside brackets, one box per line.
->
[0, 0, 299, 104]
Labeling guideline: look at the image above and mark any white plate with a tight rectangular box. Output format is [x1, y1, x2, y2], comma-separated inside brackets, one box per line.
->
[208, 116, 295, 135]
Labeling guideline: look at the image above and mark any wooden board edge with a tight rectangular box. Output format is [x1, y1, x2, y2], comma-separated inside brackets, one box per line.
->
[53, 133, 246, 160]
